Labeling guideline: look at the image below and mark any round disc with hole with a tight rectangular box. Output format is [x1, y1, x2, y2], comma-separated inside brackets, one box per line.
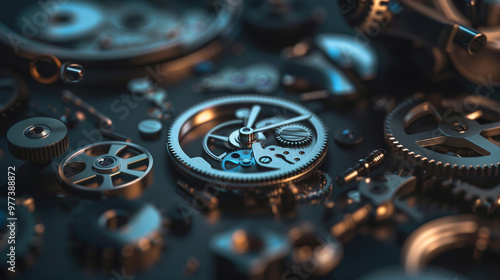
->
[58, 141, 153, 199]
[7, 117, 68, 164]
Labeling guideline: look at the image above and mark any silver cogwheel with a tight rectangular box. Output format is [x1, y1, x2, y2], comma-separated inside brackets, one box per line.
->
[167, 95, 328, 189]
[385, 96, 500, 178]
[275, 124, 313, 146]
[58, 141, 154, 199]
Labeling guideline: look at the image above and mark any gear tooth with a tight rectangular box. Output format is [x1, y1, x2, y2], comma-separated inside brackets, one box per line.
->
[450, 164, 459, 177]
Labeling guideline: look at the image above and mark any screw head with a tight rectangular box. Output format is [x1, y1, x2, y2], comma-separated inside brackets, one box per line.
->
[259, 156, 272, 164]
[451, 122, 468, 133]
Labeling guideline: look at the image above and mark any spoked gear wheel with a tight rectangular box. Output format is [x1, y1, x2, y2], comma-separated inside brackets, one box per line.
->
[167, 95, 328, 189]
[385, 96, 500, 178]
[71, 199, 166, 273]
[58, 141, 154, 199]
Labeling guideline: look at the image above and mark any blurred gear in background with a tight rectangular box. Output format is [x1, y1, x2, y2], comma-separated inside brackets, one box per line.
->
[0, 0, 242, 84]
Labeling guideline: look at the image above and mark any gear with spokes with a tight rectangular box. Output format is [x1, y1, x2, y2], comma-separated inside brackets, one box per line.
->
[167, 95, 328, 189]
[385, 96, 500, 178]
[58, 141, 154, 199]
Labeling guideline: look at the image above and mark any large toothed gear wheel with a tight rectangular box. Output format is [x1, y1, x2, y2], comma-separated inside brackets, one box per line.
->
[58, 141, 153, 199]
[341, 0, 391, 32]
[385, 96, 500, 178]
[72, 199, 165, 273]
[167, 95, 328, 189]
[275, 124, 313, 146]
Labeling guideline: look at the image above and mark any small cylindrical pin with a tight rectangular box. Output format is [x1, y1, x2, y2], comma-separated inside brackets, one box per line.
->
[336, 149, 387, 186]
[454, 25, 487, 55]
[60, 62, 84, 83]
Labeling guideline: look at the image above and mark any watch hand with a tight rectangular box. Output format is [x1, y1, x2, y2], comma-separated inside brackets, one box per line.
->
[253, 114, 311, 133]
[246, 105, 261, 128]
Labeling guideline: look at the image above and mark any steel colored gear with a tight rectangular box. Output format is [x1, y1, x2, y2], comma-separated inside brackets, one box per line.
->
[7, 117, 69, 164]
[58, 141, 153, 199]
[385, 96, 500, 178]
[0, 69, 29, 119]
[445, 179, 500, 215]
[289, 170, 333, 204]
[167, 95, 328, 189]
[71, 199, 165, 273]
[275, 124, 312, 146]
[0, 0, 241, 84]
